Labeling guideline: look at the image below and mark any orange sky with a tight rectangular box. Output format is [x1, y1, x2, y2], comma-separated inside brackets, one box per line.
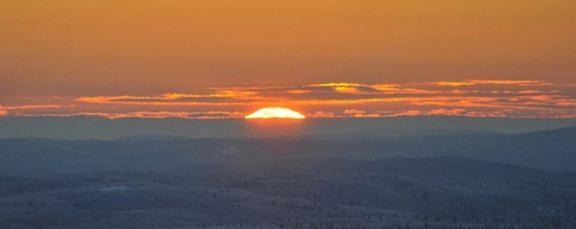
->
[1, 0, 575, 118]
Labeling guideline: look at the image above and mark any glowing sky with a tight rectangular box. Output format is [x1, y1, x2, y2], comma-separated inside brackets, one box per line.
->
[1, 0, 575, 118]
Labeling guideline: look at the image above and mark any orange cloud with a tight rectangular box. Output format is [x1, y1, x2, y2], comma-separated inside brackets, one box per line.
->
[308, 111, 337, 118]
[333, 86, 360, 94]
[427, 108, 467, 116]
[19, 111, 244, 120]
[311, 82, 364, 88]
[435, 81, 476, 87]
[370, 84, 401, 91]
[2, 105, 63, 110]
[310, 82, 364, 94]
[434, 80, 547, 87]
[386, 110, 423, 117]
[287, 90, 311, 95]
[4, 80, 575, 119]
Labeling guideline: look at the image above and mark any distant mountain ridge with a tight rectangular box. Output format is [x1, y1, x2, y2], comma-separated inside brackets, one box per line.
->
[2, 116, 576, 139]
[1, 126, 575, 172]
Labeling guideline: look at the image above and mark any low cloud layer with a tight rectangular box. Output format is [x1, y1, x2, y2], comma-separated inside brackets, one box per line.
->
[1, 80, 575, 119]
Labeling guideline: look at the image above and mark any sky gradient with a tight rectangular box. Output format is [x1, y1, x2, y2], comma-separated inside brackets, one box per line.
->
[1, 0, 575, 118]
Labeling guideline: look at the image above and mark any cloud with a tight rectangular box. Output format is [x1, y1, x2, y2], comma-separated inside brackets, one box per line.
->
[0, 104, 63, 117]
[387, 110, 423, 117]
[427, 108, 467, 116]
[4, 79, 576, 119]
[3, 105, 63, 110]
[339, 109, 379, 118]
[434, 80, 548, 87]
[309, 111, 337, 118]
[18, 111, 244, 120]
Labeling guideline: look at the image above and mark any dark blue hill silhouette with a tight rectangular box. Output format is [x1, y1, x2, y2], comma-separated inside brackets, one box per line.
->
[1, 127, 576, 228]
[0, 126, 575, 173]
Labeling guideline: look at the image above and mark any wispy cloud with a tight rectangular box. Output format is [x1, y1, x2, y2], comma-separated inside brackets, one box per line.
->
[2, 80, 575, 119]
[18, 111, 244, 120]
[433, 80, 549, 87]
[2, 105, 63, 110]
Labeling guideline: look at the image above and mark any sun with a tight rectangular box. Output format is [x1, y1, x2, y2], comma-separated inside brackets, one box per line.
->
[245, 107, 305, 119]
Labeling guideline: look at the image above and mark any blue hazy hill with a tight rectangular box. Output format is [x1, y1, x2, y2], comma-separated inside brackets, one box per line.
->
[2, 116, 576, 139]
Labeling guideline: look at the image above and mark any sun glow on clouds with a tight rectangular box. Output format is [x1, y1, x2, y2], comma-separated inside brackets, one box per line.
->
[434, 80, 549, 87]
[17, 111, 244, 120]
[2, 80, 576, 119]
